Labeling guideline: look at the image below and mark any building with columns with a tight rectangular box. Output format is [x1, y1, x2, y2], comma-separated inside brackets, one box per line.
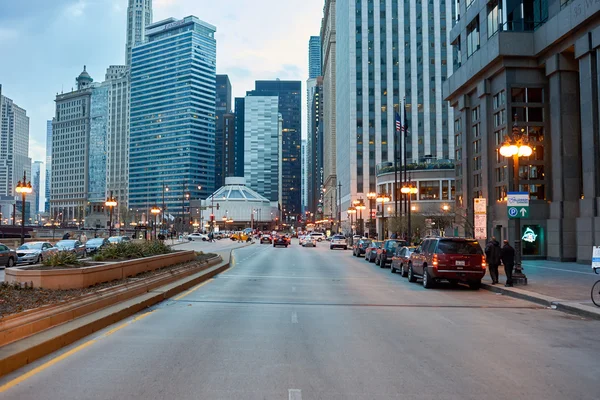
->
[444, 0, 600, 263]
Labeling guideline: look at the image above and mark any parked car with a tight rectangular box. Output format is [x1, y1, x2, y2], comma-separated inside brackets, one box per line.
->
[85, 238, 111, 255]
[309, 232, 327, 242]
[55, 240, 87, 258]
[0, 244, 18, 268]
[390, 246, 417, 276]
[364, 241, 382, 263]
[16, 241, 58, 264]
[188, 233, 209, 241]
[260, 234, 272, 244]
[407, 237, 486, 289]
[375, 239, 409, 268]
[108, 236, 131, 244]
[302, 236, 317, 247]
[273, 235, 288, 247]
[330, 235, 348, 250]
[352, 238, 372, 257]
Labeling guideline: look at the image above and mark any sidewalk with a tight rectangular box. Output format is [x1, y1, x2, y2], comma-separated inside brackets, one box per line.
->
[482, 260, 600, 319]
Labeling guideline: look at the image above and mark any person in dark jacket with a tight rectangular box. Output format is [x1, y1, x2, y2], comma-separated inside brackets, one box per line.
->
[500, 240, 516, 287]
[485, 237, 502, 284]
[62, 232, 71, 240]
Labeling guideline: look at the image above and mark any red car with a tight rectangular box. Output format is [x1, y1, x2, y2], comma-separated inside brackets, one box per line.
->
[407, 237, 486, 289]
[364, 241, 382, 263]
[390, 246, 417, 276]
[375, 239, 408, 267]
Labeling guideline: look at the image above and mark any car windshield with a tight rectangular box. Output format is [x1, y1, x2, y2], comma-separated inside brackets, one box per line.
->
[56, 241, 75, 248]
[332, 235, 345, 239]
[108, 237, 120, 243]
[18, 243, 43, 250]
[436, 240, 484, 255]
[87, 239, 105, 245]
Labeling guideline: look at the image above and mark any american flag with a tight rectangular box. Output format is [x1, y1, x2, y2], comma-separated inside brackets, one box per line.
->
[395, 112, 402, 132]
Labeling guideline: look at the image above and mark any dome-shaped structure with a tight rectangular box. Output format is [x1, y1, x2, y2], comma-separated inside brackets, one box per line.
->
[76, 65, 93, 89]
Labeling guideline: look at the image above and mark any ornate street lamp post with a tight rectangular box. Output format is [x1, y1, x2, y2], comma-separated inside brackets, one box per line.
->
[499, 114, 532, 283]
[355, 199, 366, 237]
[105, 191, 118, 238]
[376, 193, 391, 239]
[401, 181, 418, 242]
[15, 171, 33, 245]
[150, 206, 161, 240]
[347, 206, 356, 236]
[367, 192, 377, 238]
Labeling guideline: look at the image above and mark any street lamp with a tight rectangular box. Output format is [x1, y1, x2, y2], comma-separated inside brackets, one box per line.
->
[105, 191, 118, 237]
[150, 205, 161, 240]
[347, 206, 356, 236]
[499, 113, 532, 282]
[355, 199, 366, 237]
[15, 171, 33, 245]
[401, 182, 418, 241]
[376, 193, 391, 239]
[367, 192, 377, 238]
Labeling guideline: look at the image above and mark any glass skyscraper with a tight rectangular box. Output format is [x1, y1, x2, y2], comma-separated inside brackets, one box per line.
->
[129, 16, 217, 216]
[308, 36, 322, 79]
[88, 84, 109, 204]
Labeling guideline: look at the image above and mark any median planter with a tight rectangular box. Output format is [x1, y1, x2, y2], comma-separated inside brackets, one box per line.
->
[5, 251, 196, 290]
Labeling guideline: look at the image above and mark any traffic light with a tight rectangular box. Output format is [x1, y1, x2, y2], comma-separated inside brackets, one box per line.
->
[216, 203, 220, 210]
[210, 214, 215, 222]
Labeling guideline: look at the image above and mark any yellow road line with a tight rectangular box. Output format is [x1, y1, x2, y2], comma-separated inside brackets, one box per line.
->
[173, 279, 213, 301]
[0, 310, 157, 393]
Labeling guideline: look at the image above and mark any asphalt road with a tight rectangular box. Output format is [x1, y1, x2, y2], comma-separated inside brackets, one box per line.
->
[1, 240, 599, 399]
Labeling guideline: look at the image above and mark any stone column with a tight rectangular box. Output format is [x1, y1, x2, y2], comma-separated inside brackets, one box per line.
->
[545, 52, 581, 262]
[575, 31, 600, 263]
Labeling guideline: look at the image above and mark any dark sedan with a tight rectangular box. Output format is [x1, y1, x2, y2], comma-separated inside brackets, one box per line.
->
[352, 239, 372, 257]
[55, 240, 87, 258]
[364, 241, 382, 263]
[273, 236, 288, 248]
[0, 244, 17, 268]
[85, 238, 110, 255]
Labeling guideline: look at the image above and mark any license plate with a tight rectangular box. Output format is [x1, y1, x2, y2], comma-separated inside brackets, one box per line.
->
[455, 260, 465, 266]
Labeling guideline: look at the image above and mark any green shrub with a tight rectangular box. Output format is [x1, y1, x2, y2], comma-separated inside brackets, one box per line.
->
[93, 241, 172, 261]
[42, 252, 81, 267]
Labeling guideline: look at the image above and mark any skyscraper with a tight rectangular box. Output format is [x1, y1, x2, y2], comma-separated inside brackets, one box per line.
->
[215, 75, 232, 188]
[233, 97, 245, 177]
[125, 0, 153, 68]
[32, 161, 42, 216]
[45, 120, 52, 212]
[221, 113, 236, 180]
[336, 0, 453, 210]
[129, 16, 217, 217]
[253, 80, 301, 219]
[308, 36, 322, 79]
[301, 139, 307, 212]
[307, 77, 324, 216]
[243, 94, 282, 204]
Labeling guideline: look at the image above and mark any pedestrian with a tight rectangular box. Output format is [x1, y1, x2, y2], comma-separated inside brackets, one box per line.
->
[501, 239, 516, 287]
[62, 232, 71, 240]
[485, 236, 502, 284]
[80, 232, 88, 244]
[391, 232, 398, 239]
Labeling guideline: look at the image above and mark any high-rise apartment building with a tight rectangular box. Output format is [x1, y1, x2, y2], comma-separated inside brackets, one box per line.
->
[244, 94, 282, 204]
[0, 87, 31, 222]
[125, 0, 153, 68]
[335, 0, 453, 211]
[253, 80, 301, 219]
[321, 0, 337, 222]
[233, 97, 245, 178]
[45, 120, 52, 212]
[32, 161, 42, 216]
[308, 36, 322, 79]
[129, 16, 217, 216]
[215, 75, 232, 188]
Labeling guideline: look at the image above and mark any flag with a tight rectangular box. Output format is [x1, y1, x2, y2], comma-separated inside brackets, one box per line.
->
[168, 214, 175, 221]
[395, 112, 402, 132]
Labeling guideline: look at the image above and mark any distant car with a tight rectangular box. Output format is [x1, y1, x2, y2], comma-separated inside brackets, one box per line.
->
[310, 232, 326, 242]
[364, 241, 382, 263]
[231, 231, 250, 241]
[352, 238, 372, 257]
[375, 239, 409, 268]
[273, 236, 288, 247]
[188, 233, 209, 241]
[302, 236, 317, 247]
[108, 236, 131, 244]
[16, 241, 58, 264]
[407, 237, 486, 289]
[284, 235, 292, 245]
[85, 238, 111, 255]
[390, 246, 417, 276]
[260, 234, 272, 244]
[55, 240, 87, 258]
[0, 244, 18, 268]
[329, 235, 348, 250]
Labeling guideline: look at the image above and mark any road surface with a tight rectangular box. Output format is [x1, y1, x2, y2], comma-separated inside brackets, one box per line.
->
[1, 240, 598, 399]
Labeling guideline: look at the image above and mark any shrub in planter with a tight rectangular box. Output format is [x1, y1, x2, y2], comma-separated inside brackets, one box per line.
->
[93, 241, 172, 261]
[42, 252, 81, 267]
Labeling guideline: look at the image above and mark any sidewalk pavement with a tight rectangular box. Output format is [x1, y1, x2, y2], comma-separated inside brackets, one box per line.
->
[482, 260, 600, 319]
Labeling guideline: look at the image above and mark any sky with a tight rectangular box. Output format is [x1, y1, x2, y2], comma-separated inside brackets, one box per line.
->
[0, 0, 323, 206]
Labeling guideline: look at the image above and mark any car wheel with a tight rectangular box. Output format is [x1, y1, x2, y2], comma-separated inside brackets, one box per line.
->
[369, 254, 375, 263]
[344, 246, 347, 250]
[468, 281, 481, 290]
[408, 263, 417, 282]
[36, 255, 42, 264]
[391, 263, 397, 274]
[401, 263, 408, 277]
[422, 267, 434, 289]
[6, 257, 15, 268]
[375, 256, 380, 266]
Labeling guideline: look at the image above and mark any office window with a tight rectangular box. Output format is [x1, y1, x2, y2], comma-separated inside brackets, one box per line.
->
[467, 18, 480, 57]
[487, 0, 501, 37]
[419, 181, 440, 200]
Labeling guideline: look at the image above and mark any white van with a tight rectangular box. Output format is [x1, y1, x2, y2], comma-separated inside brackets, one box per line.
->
[310, 232, 327, 242]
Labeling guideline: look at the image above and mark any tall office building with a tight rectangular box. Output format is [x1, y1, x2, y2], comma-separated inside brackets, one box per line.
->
[0, 87, 31, 222]
[301, 139, 307, 211]
[32, 161, 42, 216]
[45, 120, 52, 212]
[253, 80, 301, 219]
[336, 0, 453, 211]
[215, 75, 232, 188]
[233, 97, 245, 178]
[244, 94, 282, 204]
[307, 77, 324, 215]
[308, 36, 322, 79]
[221, 113, 236, 180]
[130, 16, 217, 217]
[104, 65, 130, 207]
[321, 0, 337, 221]
[125, 0, 153, 68]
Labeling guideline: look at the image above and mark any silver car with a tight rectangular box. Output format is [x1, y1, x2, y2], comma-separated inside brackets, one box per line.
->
[16, 241, 58, 264]
[0, 244, 18, 268]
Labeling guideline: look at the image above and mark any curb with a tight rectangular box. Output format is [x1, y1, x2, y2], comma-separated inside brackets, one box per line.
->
[0, 255, 232, 378]
[481, 283, 600, 320]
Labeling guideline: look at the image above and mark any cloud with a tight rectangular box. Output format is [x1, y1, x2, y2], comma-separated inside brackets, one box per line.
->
[64, 0, 87, 18]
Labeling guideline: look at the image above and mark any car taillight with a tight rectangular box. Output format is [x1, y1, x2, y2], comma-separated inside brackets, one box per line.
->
[481, 257, 486, 269]
[432, 254, 438, 268]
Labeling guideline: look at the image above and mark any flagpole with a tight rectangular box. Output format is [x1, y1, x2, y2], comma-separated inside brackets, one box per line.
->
[394, 109, 399, 219]
[403, 99, 409, 221]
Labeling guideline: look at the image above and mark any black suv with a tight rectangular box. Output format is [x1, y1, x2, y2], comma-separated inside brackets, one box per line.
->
[375, 239, 409, 267]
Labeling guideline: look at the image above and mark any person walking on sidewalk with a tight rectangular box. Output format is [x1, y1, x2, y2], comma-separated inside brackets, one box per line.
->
[485, 237, 501, 284]
[501, 239, 515, 287]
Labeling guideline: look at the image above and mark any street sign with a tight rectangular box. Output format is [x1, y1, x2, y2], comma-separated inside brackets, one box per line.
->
[507, 192, 529, 219]
[474, 198, 487, 239]
[592, 246, 600, 270]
